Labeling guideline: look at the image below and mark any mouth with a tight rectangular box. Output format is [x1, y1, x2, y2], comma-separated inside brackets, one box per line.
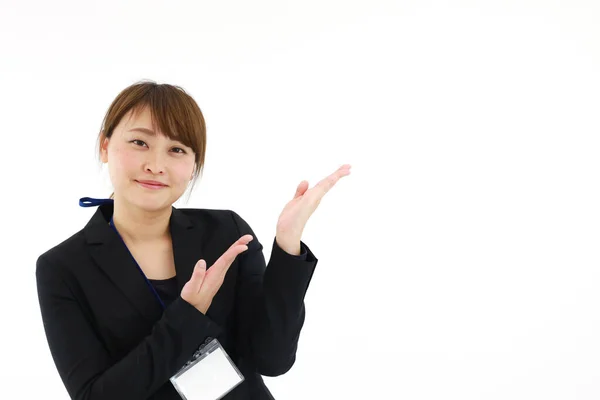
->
[135, 180, 167, 189]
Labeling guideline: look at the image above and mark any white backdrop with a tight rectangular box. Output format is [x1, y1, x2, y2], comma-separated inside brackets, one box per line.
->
[1, 0, 600, 399]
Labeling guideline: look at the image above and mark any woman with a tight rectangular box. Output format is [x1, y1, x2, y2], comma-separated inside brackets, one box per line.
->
[36, 80, 351, 400]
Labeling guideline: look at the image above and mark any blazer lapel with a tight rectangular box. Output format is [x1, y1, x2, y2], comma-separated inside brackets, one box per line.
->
[82, 203, 208, 322]
[169, 206, 208, 294]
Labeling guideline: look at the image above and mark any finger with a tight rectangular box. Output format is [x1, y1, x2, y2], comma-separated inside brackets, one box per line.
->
[215, 235, 253, 268]
[205, 235, 253, 279]
[293, 180, 309, 199]
[238, 234, 254, 244]
[184, 259, 206, 293]
[229, 234, 254, 247]
[203, 244, 249, 288]
[313, 164, 352, 196]
[219, 243, 250, 272]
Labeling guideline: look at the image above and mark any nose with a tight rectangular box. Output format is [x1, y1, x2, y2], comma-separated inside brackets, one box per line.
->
[144, 151, 166, 175]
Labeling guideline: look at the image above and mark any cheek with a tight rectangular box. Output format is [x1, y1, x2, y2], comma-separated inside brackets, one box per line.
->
[109, 148, 140, 179]
[173, 161, 195, 184]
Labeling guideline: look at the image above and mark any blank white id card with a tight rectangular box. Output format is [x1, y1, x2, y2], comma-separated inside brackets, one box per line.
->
[170, 338, 244, 400]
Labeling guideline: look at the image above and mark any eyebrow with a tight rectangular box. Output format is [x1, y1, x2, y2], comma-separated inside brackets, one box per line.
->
[128, 127, 157, 136]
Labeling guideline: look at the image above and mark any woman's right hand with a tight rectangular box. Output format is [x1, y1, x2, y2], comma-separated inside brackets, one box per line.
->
[180, 234, 254, 314]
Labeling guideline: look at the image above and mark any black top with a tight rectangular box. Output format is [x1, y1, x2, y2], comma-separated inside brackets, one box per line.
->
[148, 276, 179, 307]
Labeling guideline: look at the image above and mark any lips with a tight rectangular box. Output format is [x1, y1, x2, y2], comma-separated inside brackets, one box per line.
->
[136, 180, 167, 189]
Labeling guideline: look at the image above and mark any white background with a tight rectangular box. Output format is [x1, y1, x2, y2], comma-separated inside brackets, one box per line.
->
[1, 0, 600, 399]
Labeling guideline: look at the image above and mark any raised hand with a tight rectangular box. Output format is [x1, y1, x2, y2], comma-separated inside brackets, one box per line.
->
[180, 234, 253, 314]
[275, 164, 351, 254]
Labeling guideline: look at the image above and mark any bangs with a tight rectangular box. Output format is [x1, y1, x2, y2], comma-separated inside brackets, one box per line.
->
[127, 85, 204, 153]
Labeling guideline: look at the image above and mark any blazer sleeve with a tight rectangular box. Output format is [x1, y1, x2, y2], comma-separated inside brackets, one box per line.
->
[36, 255, 223, 400]
[230, 210, 318, 376]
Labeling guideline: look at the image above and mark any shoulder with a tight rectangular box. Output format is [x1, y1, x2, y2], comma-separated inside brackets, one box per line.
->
[36, 229, 86, 279]
[175, 207, 253, 235]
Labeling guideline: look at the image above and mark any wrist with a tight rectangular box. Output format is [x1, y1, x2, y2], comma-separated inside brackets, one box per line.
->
[275, 236, 301, 256]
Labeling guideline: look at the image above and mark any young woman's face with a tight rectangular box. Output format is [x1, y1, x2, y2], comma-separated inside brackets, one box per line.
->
[100, 106, 195, 211]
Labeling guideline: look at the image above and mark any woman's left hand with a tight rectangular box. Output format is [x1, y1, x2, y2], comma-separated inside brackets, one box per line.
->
[275, 164, 351, 255]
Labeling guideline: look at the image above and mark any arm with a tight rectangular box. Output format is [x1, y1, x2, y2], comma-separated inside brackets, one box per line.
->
[36, 256, 222, 400]
[230, 210, 318, 377]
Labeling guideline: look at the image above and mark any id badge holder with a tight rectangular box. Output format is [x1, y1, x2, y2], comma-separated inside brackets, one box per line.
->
[170, 338, 244, 400]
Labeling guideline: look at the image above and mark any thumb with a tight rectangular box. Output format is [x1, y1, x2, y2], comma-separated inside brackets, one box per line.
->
[184, 259, 206, 294]
[294, 180, 309, 199]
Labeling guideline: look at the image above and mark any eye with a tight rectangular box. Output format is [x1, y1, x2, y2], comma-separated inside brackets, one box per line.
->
[131, 139, 147, 147]
[130, 139, 186, 154]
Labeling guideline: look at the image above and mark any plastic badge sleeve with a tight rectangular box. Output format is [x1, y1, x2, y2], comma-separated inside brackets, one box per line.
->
[170, 338, 245, 400]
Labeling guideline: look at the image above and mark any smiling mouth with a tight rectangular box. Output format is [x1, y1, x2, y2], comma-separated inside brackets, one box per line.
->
[136, 180, 167, 189]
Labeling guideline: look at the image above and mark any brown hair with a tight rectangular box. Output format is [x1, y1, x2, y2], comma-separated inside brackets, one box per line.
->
[96, 80, 207, 203]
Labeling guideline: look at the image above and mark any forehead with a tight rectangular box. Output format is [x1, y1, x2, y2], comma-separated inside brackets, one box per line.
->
[118, 106, 177, 141]
[121, 106, 156, 131]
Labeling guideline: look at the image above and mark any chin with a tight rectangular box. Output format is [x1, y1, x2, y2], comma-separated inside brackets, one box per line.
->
[128, 192, 173, 210]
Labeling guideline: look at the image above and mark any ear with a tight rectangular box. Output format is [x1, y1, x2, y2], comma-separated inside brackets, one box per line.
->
[100, 134, 109, 163]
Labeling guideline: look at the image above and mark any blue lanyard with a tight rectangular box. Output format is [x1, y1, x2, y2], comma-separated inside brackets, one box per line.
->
[79, 197, 167, 310]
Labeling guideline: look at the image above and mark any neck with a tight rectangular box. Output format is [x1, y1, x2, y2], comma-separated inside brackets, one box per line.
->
[111, 196, 172, 243]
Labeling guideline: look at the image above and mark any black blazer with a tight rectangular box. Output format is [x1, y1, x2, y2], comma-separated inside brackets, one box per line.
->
[36, 202, 318, 400]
